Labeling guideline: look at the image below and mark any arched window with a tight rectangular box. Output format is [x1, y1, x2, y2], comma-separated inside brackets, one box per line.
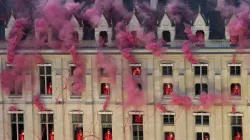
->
[72, 31, 79, 42]
[162, 31, 171, 42]
[100, 31, 108, 43]
[196, 30, 204, 40]
[131, 31, 138, 44]
[83, 20, 95, 40]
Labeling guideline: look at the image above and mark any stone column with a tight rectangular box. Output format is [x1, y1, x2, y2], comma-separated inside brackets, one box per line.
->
[0, 104, 4, 140]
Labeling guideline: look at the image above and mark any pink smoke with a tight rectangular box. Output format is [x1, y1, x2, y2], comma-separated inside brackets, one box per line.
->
[182, 41, 199, 64]
[232, 105, 236, 114]
[137, 29, 166, 57]
[34, 95, 45, 111]
[0, 54, 32, 95]
[103, 96, 111, 111]
[199, 93, 217, 109]
[166, 0, 193, 23]
[123, 75, 145, 108]
[115, 22, 136, 63]
[97, 50, 117, 84]
[9, 106, 18, 111]
[7, 18, 30, 64]
[156, 104, 167, 112]
[69, 46, 86, 95]
[171, 94, 192, 110]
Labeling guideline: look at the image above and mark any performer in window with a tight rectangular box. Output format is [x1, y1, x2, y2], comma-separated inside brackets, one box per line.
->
[166, 132, 175, 140]
[102, 83, 110, 95]
[49, 129, 54, 140]
[232, 84, 241, 95]
[204, 135, 209, 140]
[19, 130, 24, 140]
[164, 83, 173, 95]
[234, 132, 243, 140]
[47, 83, 52, 95]
[104, 129, 112, 140]
[132, 67, 141, 75]
[76, 129, 83, 140]
[134, 115, 143, 123]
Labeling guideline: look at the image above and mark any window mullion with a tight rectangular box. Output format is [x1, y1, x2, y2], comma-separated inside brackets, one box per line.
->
[16, 114, 19, 140]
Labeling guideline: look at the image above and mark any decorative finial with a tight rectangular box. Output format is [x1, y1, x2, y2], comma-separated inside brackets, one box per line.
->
[198, 5, 201, 12]
[101, 6, 104, 14]
[208, 19, 210, 24]
[165, 5, 167, 13]
[133, 0, 136, 13]
[11, 9, 14, 15]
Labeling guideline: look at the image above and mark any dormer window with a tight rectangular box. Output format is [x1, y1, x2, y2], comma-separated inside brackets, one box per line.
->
[196, 30, 204, 40]
[162, 31, 171, 42]
[72, 31, 79, 42]
[39, 32, 48, 43]
[230, 36, 239, 44]
[131, 31, 138, 44]
[100, 31, 108, 43]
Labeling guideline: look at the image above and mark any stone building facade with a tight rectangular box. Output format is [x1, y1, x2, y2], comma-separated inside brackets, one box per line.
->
[0, 0, 248, 140]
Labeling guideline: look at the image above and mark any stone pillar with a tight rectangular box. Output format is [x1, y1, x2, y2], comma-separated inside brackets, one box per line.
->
[0, 104, 4, 140]
[107, 31, 112, 44]
[155, 109, 162, 140]
[84, 104, 94, 140]
[54, 105, 64, 140]
[144, 105, 155, 140]
[147, 58, 154, 103]
[116, 58, 122, 103]
[177, 107, 188, 140]
[113, 105, 124, 140]
[86, 57, 93, 102]
[25, 105, 34, 140]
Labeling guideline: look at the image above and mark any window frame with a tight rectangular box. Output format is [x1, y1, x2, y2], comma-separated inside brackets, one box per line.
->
[100, 113, 112, 140]
[193, 112, 210, 126]
[195, 83, 208, 96]
[163, 114, 175, 125]
[6, 64, 23, 97]
[9, 111, 24, 140]
[39, 111, 54, 140]
[229, 64, 241, 76]
[130, 64, 142, 76]
[196, 132, 210, 140]
[160, 63, 173, 76]
[100, 83, 111, 96]
[231, 83, 241, 97]
[71, 113, 83, 140]
[132, 114, 143, 140]
[38, 64, 52, 95]
[193, 64, 208, 76]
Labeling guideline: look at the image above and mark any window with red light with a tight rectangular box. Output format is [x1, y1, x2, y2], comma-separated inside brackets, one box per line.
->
[101, 83, 111, 95]
[163, 83, 173, 95]
[165, 132, 175, 140]
[132, 114, 143, 140]
[132, 66, 141, 75]
[230, 36, 239, 44]
[231, 83, 241, 96]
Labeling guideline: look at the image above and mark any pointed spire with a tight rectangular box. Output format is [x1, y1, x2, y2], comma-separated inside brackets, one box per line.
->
[133, 0, 136, 13]
[165, 5, 167, 13]
[207, 18, 210, 24]
[198, 5, 201, 13]
[101, 6, 104, 14]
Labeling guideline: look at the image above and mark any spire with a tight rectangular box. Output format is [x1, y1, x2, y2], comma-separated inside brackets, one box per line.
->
[101, 6, 104, 14]
[165, 5, 167, 13]
[198, 5, 201, 13]
[133, 0, 136, 13]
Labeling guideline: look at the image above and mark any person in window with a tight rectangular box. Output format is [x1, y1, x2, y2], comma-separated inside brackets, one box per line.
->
[164, 84, 173, 95]
[19, 130, 24, 140]
[232, 84, 241, 95]
[47, 83, 52, 95]
[132, 67, 141, 75]
[135, 115, 143, 123]
[49, 129, 54, 140]
[102, 84, 110, 95]
[77, 129, 84, 140]
[166, 132, 175, 140]
[231, 36, 239, 44]
[234, 132, 243, 140]
[104, 129, 112, 140]
[204, 135, 209, 140]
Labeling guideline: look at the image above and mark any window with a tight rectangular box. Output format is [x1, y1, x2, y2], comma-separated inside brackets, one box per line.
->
[163, 83, 173, 95]
[230, 64, 241, 75]
[70, 65, 76, 76]
[231, 83, 241, 96]
[164, 132, 175, 140]
[69, 65, 81, 97]
[231, 116, 243, 140]
[72, 114, 83, 140]
[196, 132, 210, 140]
[40, 112, 54, 140]
[162, 31, 171, 42]
[99, 31, 108, 43]
[10, 112, 24, 140]
[39, 64, 52, 95]
[99, 68, 107, 76]
[7, 65, 22, 96]
[132, 115, 143, 140]
[131, 31, 138, 44]
[137, 83, 142, 90]
[163, 114, 174, 125]
[83, 20, 94, 40]
[195, 84, 208, 96]
[161, 64, 173, 76]
[101, 114, 112, 140]
[196, 30, 204, 40]
[72, 31, 79, 42]
[39, 32, 48, 43]
[194, 112, 209, 125]
[132, 66, 141, 75]
[194, 64, 208, 76]
[101, 83, 111, 95]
